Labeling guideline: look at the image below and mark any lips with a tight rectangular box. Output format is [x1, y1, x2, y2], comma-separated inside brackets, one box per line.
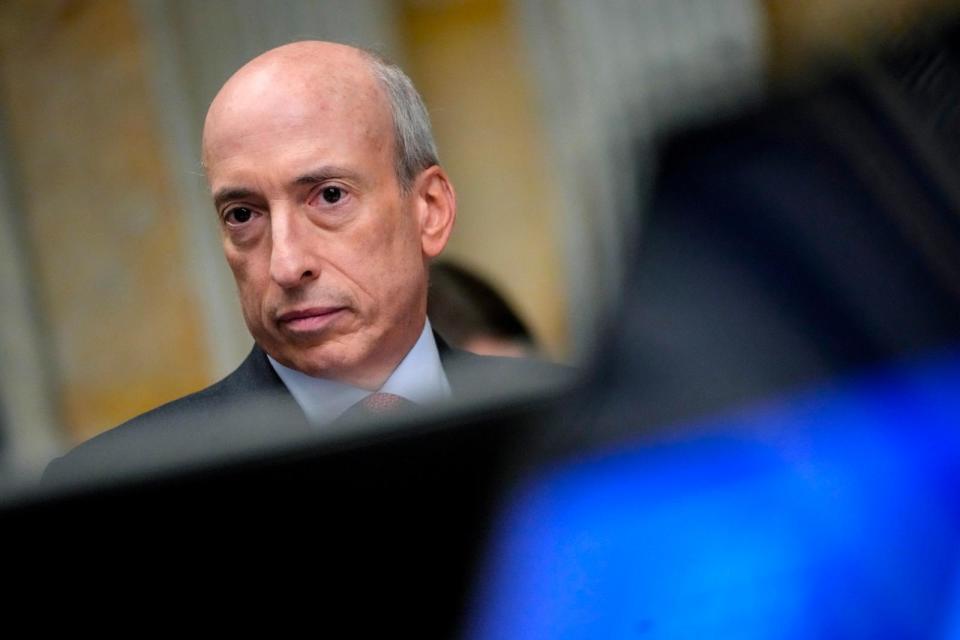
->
[276, 306, 347, 333]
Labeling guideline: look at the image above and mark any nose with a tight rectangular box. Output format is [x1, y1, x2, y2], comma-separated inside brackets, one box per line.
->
[269, 207, 318, 289]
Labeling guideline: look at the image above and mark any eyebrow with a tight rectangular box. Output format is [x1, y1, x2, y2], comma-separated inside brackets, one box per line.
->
[212, 187, 257, 211]
[293, 165, 366, 188]
[211, 166, 367, 211]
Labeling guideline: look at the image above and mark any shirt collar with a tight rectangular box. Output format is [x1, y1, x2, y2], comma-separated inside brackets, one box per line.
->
[267, 319, 451, 426]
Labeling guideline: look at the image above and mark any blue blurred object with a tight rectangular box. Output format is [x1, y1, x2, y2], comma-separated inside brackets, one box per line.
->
[468, 348, 960, 639]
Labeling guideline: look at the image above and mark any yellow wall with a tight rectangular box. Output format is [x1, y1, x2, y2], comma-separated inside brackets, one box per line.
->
[399, 0, 569, 358]
[0, 0, 210, 442]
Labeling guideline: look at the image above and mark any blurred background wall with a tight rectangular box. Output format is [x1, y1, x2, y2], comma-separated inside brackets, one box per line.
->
[0, 0, 957, 477]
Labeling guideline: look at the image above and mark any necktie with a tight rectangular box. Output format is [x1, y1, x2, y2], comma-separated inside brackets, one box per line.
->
[338, 392, 417, 422]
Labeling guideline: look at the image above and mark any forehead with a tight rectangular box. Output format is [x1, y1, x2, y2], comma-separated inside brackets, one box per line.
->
[202, 60, 393, 177]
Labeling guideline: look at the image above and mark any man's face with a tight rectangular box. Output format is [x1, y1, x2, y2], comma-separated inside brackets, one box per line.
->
[203, 59, 433, 388]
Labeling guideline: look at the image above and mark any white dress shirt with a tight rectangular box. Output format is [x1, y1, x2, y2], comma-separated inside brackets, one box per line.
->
[267, 318, 452, 426]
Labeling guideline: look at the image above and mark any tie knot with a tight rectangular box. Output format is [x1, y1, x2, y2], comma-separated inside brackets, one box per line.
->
[360, 392, 415, 414]
[336, 392, 417, 424]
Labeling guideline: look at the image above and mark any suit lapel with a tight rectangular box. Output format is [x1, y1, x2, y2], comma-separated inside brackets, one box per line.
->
[229, 344, 306, 419]
[434, 330, 486, 396]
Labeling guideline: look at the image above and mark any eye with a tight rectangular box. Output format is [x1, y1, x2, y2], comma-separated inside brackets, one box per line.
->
[224, 206, 254, 225]
[320, 186, 343, 204]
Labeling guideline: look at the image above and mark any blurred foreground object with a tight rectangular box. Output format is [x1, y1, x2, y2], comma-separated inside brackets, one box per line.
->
[582, 15, 960, 439]
[466, 12, 960, 638]
[763, 0, 960, 79]
[470, 349, 960, 639]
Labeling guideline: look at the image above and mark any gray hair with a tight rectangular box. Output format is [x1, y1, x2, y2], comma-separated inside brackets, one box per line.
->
[363, 50, 440, 191]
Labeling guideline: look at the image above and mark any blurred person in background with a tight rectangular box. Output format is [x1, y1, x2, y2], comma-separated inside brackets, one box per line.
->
[428, 261, 539, 358]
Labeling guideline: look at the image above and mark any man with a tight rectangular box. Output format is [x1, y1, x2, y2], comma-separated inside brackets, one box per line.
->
[200, 40, 457, 424]
[44, 41, 564, 482]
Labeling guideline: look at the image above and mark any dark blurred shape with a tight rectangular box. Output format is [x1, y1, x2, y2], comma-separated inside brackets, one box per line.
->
[573, 18, 960, 449]
[884, 18, 960, 170]
[7, 337, 573, 635]
[3, 371, 568, 636]
[463, 16, 960, 638]
[429, 260, 537, 358]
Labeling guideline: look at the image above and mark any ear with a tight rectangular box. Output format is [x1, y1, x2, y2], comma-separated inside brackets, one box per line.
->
[413, 165, 456, 258]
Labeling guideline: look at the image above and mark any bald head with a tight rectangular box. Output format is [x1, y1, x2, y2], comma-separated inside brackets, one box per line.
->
[203, 42, 388, 173]
[203, 41, 438, 191]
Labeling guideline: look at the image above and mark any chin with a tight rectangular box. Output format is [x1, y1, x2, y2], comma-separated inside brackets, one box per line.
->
[290, 343, 361, 379]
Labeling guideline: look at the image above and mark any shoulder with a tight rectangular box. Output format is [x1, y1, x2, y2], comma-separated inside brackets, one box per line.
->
[114, 344, 291, 431]
[43, 345, 299, 485]
[438, 337, 575, 401]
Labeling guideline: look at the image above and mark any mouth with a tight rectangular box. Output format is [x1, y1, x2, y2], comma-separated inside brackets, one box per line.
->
[275, 306, 347, 334]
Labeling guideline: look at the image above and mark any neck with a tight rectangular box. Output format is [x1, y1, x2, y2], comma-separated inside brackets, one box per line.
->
[344, 315, 428, 390]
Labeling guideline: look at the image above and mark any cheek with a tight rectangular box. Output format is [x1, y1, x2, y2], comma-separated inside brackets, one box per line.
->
[224, 250, 267, 309]
[370, 226, 427, 310]
[225, 249, 250, 290]
[371, 221, 422, 285]
[347, 206, 418, 278]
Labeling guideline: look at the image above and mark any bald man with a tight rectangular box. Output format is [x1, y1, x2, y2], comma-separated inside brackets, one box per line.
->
[44, 42, 561, 482]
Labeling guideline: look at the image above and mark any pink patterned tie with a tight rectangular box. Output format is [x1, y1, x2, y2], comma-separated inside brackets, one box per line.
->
[359, 392, 414, 413]
[338, 392, 416, 422]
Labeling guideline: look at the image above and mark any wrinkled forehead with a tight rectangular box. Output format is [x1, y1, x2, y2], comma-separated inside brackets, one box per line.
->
[202, 58, 391, 168]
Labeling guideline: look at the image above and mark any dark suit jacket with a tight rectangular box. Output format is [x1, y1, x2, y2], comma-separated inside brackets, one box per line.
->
[43, 334, 568, 485]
